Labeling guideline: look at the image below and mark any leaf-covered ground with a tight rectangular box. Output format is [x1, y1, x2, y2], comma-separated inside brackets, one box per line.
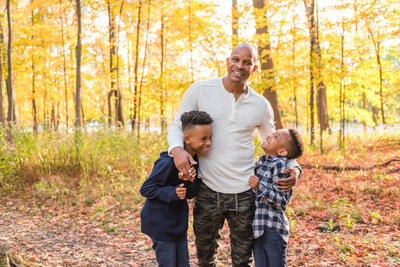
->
[0, 138, 399, 266]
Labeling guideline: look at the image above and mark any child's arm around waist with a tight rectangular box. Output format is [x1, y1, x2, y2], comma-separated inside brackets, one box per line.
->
[140, 158, 181, 203]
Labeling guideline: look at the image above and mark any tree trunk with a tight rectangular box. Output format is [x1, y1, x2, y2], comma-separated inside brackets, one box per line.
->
[107, 0, 117, 126]
[368, 29, 385, 125]
[6, 0, 17, 126]
[138, 0, 151, 137]
[160, 8, 166, 133]
[309, 67, 315, 144]
[115, 0, 125, 127]
[43, 58, 48, 129]
[145, 117, 150, 132]
[75, 0, 82, 128]
[132, 0, 142, 132]
[31, 2, 38, 133]
[378, 55, 384, 124]
[51, 103, 56, 131]
[372, 106, 378, 128]
[291, 20, 298, 128]
[362, 91, 366, 132]
[188, 0, 194, 82]
[60, 0, 68, 131]
[107, 90, 113, 125]
[232, 0, 238, 47]
[0, 17, 6, 126]
[252, 0, 283, 129]
[115, 89, 124, 127]
[304, 0, 330, 135]
[128, 40, 133, 129]
[339, 22, 345, 149]
[81, 102, 86, 131]
[106, 0, 124, 127]
[56, 101, 60, 131]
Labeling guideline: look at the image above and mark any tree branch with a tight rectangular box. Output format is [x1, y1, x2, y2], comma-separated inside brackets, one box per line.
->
[301, 158, 400, 171]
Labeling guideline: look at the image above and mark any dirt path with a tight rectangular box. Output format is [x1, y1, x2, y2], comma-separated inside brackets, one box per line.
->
[0, 198, 160, 266]
[0, 197, 226, 266]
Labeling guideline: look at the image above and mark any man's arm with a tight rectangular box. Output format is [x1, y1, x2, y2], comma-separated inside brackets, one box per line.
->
[167, 83, 200, 180]
[275, 160, 302, 192]
[256, 100, 275, 141]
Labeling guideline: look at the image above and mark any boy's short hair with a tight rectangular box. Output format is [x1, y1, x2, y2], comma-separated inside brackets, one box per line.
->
[180, 111, 213, 131]
[286, 128, 304, 159]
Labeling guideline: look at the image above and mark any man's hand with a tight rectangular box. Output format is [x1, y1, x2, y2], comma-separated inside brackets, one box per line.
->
[248, 175, 260, 191]
[275, 167, 300, 192]
[171, 147, 197, 182]
[176, 183, 186, 200]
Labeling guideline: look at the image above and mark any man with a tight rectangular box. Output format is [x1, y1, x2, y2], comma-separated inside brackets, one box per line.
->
[167, 43, 301, 266]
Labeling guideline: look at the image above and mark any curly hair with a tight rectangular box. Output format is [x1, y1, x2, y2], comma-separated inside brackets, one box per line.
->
[180, 111, 213, 131]
[287, 128, 305, 159]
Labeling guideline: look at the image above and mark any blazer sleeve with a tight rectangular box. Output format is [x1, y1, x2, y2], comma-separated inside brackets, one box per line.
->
[140, 158, 180, 203]
[184, 177, 199, 199]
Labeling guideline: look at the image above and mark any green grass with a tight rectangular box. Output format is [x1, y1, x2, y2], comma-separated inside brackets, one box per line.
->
[1, 127, 399, 214]
[0, 127, 167, 209]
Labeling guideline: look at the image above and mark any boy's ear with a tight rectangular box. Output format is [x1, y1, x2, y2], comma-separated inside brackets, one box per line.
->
[278, 148, 288, 157]
[183, 134, 191, 145]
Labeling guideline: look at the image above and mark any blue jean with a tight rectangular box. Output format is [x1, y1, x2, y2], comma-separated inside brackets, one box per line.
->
[253, 229, 287, 267]
[151, 234, 190, 267]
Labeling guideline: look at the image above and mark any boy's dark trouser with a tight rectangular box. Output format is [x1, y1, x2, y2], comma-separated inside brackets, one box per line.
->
[151, 234, 190, 267]
[194, 181, 255, 267]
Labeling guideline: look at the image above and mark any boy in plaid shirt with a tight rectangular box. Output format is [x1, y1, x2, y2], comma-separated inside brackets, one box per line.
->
[248, 128, 304, 267]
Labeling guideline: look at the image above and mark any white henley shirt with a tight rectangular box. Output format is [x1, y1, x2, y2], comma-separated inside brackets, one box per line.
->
[168, 77, 297, 194]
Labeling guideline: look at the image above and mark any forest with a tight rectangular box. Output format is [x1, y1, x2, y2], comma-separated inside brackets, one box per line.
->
[0, 0, 399, 265]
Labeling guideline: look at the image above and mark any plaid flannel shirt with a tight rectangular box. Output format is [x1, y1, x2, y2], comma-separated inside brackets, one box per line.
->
[252, 155, 292, 244]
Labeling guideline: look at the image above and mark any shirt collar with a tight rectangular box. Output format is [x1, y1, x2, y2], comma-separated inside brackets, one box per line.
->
[257, 155, 287, 165]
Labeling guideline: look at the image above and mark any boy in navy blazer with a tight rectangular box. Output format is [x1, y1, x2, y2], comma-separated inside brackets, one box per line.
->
[140, 111, 213, 267]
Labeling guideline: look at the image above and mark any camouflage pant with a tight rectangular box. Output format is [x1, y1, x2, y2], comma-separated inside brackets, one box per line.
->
[194, 181, 255, 267]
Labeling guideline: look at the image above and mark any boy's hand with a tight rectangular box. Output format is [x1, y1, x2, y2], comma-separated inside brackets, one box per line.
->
[276, 167, 300, 192]
[176, 183, 186, 200]
[248, 175, 259, 191]
[178, 166, 196, 180]
[171, 147, 197, 182]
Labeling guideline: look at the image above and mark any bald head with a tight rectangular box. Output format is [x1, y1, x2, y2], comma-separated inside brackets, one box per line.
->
[231, 43, 258, 63]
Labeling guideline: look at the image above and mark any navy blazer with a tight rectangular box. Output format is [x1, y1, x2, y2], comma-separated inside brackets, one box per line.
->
[140, 151, 198, 242]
